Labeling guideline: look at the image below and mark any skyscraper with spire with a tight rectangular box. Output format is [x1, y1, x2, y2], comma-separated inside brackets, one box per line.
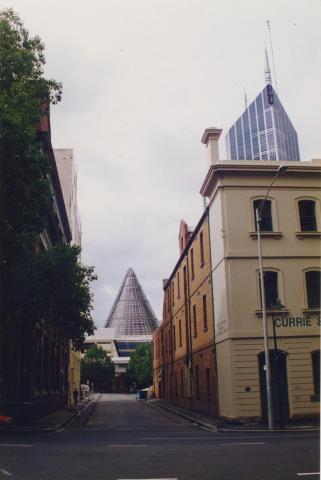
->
[225, 52, 300, 161]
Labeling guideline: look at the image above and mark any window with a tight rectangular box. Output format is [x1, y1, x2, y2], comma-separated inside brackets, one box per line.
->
[260, 271, 278, 309]
[177, 272, 180, 298]
[179, 320, 182, 347]
[191, 248, 195, 279]
[203, 294, 208, 331]
[193, 304, 197, 337]
[173, 325, 176, 350]
[172, 282, 174, 305]
[299, 200, 317, 231]
[312, 351, 320, 400]
[175, 371, 178, 397]
[180, 369, 184, 397]
[195, 366, 200, 399]
[200, 231, 204, 267]
[206, 368, 211, 399]
[306, 271, 321, 308]
[254, 199, 273, 232]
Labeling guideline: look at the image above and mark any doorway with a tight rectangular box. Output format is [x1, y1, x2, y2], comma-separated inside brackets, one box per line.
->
[258, 349, 290, 422]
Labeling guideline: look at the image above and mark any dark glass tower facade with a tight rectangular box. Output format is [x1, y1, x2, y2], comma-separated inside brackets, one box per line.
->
[225, 85, 300, 161]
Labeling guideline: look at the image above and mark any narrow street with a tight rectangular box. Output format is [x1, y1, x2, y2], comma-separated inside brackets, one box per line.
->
[0, 394, 319, 480]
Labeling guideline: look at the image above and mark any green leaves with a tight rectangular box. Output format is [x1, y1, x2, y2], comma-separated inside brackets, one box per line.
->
[31, 244, 97, 350]
[81, 346, 115, 389]
[1, 244, 97, 350]
[127, 343, 152, 389]
[0, 9, 96, 351]
[82, 345, 109, 364]
[0, 9, 60, 254]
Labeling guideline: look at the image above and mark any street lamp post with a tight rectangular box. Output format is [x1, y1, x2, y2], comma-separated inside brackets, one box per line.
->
[256, 165, 288, 431]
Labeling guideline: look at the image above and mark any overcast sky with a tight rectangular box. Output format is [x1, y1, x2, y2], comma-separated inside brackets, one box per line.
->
[4, 0, 321, 326]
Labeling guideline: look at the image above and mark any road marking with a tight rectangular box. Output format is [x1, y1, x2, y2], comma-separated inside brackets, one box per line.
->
[0, 469, 12, 477]
[108, 444, 147, 447]
[141, 437, 214, 440]
[297, 474, 320, 477]
[142, 433, 318, 442]
[118, 478, 178, 480]
[0, 444, 34, 448]
[220, 442, 265, 446]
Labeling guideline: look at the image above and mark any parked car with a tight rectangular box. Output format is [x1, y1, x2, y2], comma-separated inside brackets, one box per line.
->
[0, 415, 14, 431]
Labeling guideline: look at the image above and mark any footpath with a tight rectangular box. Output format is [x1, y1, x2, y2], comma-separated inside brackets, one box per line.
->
[12, 393, 100, 433]
[147, 398, 320, 433]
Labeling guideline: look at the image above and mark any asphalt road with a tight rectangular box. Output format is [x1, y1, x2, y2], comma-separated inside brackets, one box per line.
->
[0, 393, 319, 480]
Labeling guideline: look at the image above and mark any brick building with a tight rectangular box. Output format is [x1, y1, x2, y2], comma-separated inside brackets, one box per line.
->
[153, 214, 219, 417]
[153, 124, 320, 424]
[0, 105, 74, 424]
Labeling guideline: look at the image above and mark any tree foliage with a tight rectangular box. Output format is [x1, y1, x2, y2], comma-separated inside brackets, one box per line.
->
[81, 346, 115, 391]
[127, 343, 152, 389]
[0, 9, 96, 350]
[0, 8, 62, 253]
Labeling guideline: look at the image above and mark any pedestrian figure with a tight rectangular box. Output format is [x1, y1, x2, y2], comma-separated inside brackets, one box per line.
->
[73, 387, 79, 406]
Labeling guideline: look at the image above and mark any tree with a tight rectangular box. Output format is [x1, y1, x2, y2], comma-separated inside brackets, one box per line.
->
[28, 244, 96, 350]
[127, 343, 152, 389]
[0, 9, 96, 350]
[81, 346, 115, 392]
[0, 8, 62, 254]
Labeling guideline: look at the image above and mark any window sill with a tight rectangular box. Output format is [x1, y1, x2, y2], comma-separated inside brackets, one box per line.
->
[296, 232, 321, 239]
[302, 308, 321, 315]
[250, 232, 283, 240]
[255, 308, 289, 317]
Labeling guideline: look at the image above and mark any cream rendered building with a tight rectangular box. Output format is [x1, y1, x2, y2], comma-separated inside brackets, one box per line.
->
[55, 149, 82, 405]
[200, 128, 320, 421]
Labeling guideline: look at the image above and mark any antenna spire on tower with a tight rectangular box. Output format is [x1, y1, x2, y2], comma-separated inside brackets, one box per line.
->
[264, 44, 272, 86]
[244, 87, 248, 110]
[266, 20, 279, 93]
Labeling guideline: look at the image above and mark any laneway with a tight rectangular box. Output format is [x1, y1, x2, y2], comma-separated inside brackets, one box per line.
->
[0, 394, 319, 480]
[83, 393, 191, 432]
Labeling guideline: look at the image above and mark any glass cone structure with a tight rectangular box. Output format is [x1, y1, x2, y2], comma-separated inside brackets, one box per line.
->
[225, 84, 300, 161]
[104, 268, 159, 337]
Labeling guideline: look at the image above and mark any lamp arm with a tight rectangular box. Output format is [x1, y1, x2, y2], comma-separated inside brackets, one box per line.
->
[258, 172, 280, 218]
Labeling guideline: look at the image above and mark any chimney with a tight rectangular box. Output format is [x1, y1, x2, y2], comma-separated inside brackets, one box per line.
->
[201, 127, 222, 165]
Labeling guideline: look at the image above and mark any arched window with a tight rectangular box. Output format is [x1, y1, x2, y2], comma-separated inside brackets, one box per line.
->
[254, 199, 273, 231]
[305, 270, 321, 308]
[298, 200, 317, 231]
[259, 270, 278, 309]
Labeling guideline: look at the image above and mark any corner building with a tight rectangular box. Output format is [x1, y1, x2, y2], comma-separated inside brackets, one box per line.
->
[201, 128, 320, 421]
[153, 215, 219, 417]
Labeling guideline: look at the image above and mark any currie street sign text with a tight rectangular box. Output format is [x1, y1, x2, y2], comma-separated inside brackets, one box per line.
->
[273, 315, 321, 328]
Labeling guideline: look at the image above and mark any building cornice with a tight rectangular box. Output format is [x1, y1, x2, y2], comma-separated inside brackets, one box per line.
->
[200, 160, 321, 199]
